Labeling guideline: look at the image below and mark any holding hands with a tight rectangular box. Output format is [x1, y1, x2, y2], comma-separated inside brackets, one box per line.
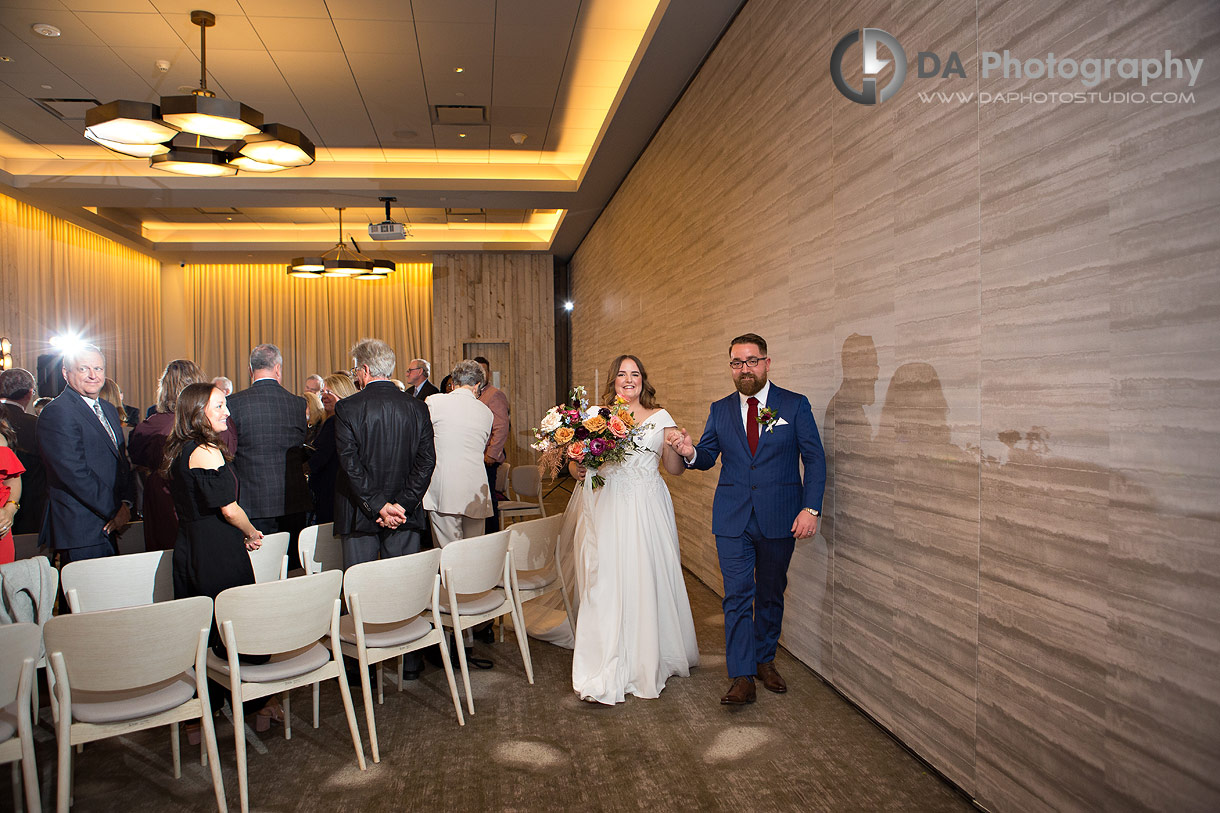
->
[243, 529, 264, 551]
[377, 502, 408, 529]
[667, 428, 695, 459]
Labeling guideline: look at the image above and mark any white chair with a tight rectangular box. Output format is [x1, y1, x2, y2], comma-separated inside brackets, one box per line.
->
[506, 513, 574, 636]
[297, 522, 343, 575]
[338, 550, 464, 763]
[438, 530, 533, 715]
[1, 557, 58, 728]
[209, 570, 365, 813]
[498, 464, 544, 523]
[43, 596, 225, 813]
[61, 549, 173, 613]
[246, 531, 289, 583]
[0, 623, 41, 813]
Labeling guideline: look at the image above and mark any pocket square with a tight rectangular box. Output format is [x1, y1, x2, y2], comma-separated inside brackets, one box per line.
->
[775, 417, 790, 427]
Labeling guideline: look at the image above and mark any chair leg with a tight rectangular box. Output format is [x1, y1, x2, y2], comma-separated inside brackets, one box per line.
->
[508, 603, 534, 684]
[358, 654, 379, 764]
[312, 683, 320, 729]
[55, 722, 71, 813]
[283, 692, 291, 740]
[334, 661, 367, 771]
[232, 695, 249, 813]
[170, 722, 181, 778]
[560, 583, 577, 634]
[10, 762, 20, 813]
[451, 625, 475, 714]
[436, 635, 465, 726]
[376, 663, 384, 705]
[397, 655, 405, 693]
[199, 707, 226, 813]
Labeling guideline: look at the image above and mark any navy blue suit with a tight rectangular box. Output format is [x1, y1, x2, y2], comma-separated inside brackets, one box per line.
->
[689, 383, 826, 678]
[36, 390, 134, 559]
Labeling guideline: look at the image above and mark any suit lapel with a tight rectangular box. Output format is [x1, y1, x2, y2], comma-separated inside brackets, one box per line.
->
[70, 393, 120, 458]
[723, 393, 751, 458]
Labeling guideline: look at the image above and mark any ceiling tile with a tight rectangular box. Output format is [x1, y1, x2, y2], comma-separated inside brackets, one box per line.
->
[333, 18, 417, 55]
[0, 8, 104, 47]
[70, 11, 176, 48]
[61, 0, 157, 11]
[432, 122, 488, 149]
[163, 8, 261, 51]
[496, 0, 580, 29]
[237, 0, 330, 18]
[487, 105, 552, 126]
[37, 44, 149, 101]
[148, 0, 245, 16]
[493, 23, 575, 59]
[492, 80, 558, 108]
[328, 0, 414, 22]
[272, 50, 376, 149]
[577, 0, 660, 30]
[248, 16, 341, 52]
[410, 0, 493, 24]
[110, 44, 202, 100]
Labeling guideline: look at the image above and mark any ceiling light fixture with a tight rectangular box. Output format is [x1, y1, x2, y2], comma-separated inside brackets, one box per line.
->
[31, 23, 61, 37]
[84, 10, 315, 177]
[288, 208, 381, 279]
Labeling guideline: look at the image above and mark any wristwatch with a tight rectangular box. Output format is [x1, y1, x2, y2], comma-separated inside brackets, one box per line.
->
[803, 507, 820, 517]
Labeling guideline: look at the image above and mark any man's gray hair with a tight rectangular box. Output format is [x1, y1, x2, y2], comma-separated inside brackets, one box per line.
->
[450, 359, 485, 388]
[249, 343, 282, 372]
[306, 373, 325, 386]
[0, 368, 36, 400]
[351, 338, 396, 378]
[62, 344, 105, 369]
[212, 376, 233, 391]
[412, 358, 430, 378]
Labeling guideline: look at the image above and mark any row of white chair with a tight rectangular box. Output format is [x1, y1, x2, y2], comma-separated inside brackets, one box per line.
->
[2, 515, 570, 813]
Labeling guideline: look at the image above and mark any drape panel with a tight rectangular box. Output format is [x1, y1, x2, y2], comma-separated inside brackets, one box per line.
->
[186, 263, 432, 393]
[0, 193, 162, 408]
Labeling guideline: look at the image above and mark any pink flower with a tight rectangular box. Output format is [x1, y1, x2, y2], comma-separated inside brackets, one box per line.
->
[607, 415, 628, 438]
[568, 440, 587, 460]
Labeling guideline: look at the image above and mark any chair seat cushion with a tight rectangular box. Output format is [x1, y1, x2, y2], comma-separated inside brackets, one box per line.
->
[439, 589, 505, 616]
[497, 501, 539, 512]
[207, 642, 330, 683]
[515, 567, 557, 591]
[70, 670, 197, 724]
[0, 702, 16, 742]
[339, 614, 432, 648]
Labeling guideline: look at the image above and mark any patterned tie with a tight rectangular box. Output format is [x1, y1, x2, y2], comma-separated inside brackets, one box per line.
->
[94, 401, 117, 448]
[747, 396, 759, 455]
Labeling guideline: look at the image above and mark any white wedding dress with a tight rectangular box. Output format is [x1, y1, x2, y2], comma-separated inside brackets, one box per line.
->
[569, 409, 699, 704]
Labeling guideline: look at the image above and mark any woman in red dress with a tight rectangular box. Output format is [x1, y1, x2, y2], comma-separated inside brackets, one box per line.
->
[0, 414, 27, 564]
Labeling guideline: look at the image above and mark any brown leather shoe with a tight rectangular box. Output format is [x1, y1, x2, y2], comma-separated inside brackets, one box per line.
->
[756, 662, 787, 693]
[720, 677, 757, 705]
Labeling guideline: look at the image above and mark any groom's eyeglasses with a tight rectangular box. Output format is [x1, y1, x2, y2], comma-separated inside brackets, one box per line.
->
[728, 357, 766, 370]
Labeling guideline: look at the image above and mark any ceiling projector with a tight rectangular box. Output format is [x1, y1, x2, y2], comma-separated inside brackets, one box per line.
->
[368, 196, 408, 241]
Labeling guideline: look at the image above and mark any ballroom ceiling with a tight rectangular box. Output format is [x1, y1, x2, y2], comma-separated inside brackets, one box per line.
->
[0, 0, 744, 262]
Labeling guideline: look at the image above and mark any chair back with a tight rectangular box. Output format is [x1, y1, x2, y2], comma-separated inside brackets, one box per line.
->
[115, 520, 146, 555]
[0, 623, 41, 705]
[510, 464, 541, 499]
[43, 596, 213, 693]
[297, 522, 343, 575]
[439, 530, 511, 595]
[62, 549, 173, 613]
[214, 570, 341, 656]
[495, 462, 509, 493]
[508, 513, 565, 571]
[248, 531, 290, 582]
[11, 532, 41, 561]
[343, 549, 440, 625]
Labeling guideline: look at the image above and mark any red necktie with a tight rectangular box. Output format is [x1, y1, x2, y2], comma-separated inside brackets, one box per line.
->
[747, 396, 759, 455]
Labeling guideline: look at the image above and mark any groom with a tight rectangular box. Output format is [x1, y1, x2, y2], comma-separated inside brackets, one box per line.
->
[671, 333, 826, 705]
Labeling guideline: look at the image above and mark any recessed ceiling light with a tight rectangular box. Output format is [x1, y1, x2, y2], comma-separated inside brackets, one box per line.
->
[455, 92, 465, 98]
[458, 132, 466, 138]
[40, 84, 51, 89]
[454, 67, 464, 73]
[0, 57, 13, 63]
[32, 23, 61, 38]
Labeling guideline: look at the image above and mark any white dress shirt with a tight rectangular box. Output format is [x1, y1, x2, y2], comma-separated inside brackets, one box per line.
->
[738, 380, 771, 431]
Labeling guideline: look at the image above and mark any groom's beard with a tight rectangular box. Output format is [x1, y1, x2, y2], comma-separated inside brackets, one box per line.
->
[734, 371, 767, 396]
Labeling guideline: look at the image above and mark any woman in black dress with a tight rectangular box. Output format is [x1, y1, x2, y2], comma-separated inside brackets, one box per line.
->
[162, 383, 280, 728]
[306, 372, 357, 525]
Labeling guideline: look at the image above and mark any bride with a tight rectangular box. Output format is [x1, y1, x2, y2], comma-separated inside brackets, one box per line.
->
[567, 355, 699, 704]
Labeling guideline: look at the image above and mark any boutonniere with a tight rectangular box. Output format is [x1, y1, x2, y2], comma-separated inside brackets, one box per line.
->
[756, 407, 780, 433]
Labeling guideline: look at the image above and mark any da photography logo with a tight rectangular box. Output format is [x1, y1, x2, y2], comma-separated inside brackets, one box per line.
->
[831, 28, 907, 104]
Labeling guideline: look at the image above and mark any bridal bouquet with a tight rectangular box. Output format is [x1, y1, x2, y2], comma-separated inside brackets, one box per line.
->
[532, 386, 647, 489]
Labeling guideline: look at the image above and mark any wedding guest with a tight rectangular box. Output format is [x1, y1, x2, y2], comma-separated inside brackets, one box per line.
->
[405, 359, 439, 400]
[0, 368, 47, 535]
[439, 374, 454, 394]
[31, 397, 51, 417]
[99, 378, 136, 444]
[226, 344, 312, 566]
[307, 373, 357, 525]
[304, 391, 325, 446]
[129, 360, 220, 551]
[212, 376, 233, 396]
[37, 345, 134, 563]
[0, 415, 25, 564]
[304, 374, 324, 397]
[424, 360, 493, 546]
[475, 356, 510, 532]
[162, 382, 279, 727]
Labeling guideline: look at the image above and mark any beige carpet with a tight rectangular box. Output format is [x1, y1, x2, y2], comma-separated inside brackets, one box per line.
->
[15, 568, 973, 813]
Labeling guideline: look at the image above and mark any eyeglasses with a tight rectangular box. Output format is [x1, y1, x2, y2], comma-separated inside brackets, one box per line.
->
[729, 357, 767, 370]
[407, 366, 425, 373]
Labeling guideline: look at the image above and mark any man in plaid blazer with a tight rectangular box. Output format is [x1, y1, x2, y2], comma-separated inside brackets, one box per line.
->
[226, 343, 312, 566]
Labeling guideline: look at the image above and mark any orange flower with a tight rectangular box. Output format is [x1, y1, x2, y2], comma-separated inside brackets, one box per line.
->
[607, 416, 628, 438]
[582, 414, 607, 433]
[616, 409, 635, 428]
[568, 440, 587, 459]
[554, 426, 575, 444]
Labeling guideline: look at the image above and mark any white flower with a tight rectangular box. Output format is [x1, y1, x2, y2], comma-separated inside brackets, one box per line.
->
[540, 408, 562, 433]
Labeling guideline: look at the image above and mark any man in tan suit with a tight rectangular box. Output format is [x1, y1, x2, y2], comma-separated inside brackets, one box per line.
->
[424, 360, 494, 545]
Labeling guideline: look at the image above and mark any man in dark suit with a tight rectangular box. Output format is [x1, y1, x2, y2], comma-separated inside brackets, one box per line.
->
[404, 358, 439, 400]
[334, 338, 436, 566]
[0, 368, 47, 535]
[226, 344, 312, 565]
[671, 333, 826, 706]
[36, 346, 134, 563]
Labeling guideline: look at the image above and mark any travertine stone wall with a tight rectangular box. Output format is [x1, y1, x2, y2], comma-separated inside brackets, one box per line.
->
[570, 1, 1220, 810]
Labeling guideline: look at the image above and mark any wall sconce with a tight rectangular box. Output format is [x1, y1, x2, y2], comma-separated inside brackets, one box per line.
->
[0, 336, 12, 370]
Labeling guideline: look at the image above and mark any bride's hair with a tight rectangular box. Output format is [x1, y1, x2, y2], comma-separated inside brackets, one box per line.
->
[602, 354, 660, 409]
